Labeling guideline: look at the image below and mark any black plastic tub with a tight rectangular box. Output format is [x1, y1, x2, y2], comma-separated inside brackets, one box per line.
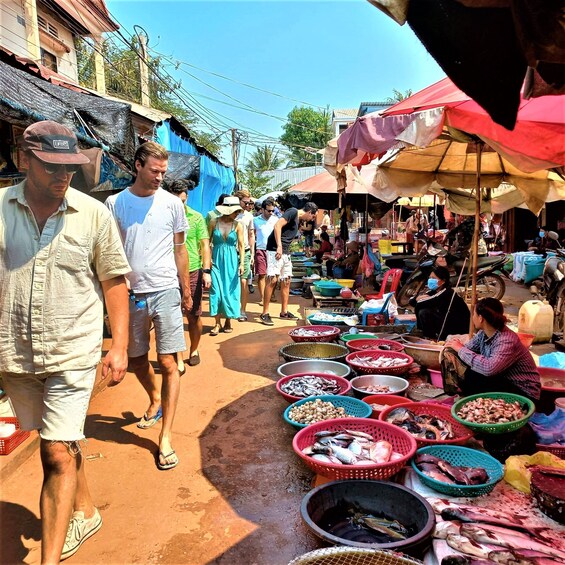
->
[301, 480, 435, 558]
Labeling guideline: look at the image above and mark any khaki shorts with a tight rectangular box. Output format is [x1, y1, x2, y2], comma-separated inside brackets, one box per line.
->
[266, 251, 293, 280]
[1, 366, 97, 441]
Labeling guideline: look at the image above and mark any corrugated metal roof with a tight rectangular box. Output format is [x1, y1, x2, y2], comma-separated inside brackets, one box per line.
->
[259, 166, 323, 192]
[332, 108, 357, 119]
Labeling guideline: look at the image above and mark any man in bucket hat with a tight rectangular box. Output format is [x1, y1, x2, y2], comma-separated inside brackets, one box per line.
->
[0, 120, 130, 562]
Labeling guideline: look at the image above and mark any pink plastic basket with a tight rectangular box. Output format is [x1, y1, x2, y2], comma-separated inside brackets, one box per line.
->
[276, 372, 352, 403]
[380, 402, 473, 448]
[346, 338, 405, 353]
[292, 417, 417, 480]
[346, 350, 413, 375]
[288, 325, 341, 343]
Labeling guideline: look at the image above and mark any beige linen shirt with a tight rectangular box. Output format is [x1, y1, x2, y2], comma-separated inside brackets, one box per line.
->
[0, 182, 130, 374]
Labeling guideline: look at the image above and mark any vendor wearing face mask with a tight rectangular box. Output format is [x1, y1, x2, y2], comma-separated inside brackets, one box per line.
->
[409, 266, 471, 341]
[528, 226, 560, 254]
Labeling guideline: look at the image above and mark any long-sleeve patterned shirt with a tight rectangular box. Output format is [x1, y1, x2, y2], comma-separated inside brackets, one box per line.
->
[458, 326, 541, 400]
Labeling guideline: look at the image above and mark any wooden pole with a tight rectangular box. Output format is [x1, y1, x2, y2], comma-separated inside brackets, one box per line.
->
[469, 142, 483, 334]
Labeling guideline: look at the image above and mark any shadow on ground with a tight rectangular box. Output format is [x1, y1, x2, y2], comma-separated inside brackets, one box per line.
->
[0, 501, 41, 564]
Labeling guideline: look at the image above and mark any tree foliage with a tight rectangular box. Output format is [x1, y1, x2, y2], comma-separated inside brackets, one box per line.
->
[385, 88, 414, 104]
[74, 37, 223, 155]
[279, 106, 332, 167]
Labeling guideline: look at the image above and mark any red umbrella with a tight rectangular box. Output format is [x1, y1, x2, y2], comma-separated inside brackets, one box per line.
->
[338, 77, 565, 173]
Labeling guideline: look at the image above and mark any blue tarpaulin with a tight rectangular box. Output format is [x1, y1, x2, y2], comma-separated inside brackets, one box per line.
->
[155, 121, 235, 215]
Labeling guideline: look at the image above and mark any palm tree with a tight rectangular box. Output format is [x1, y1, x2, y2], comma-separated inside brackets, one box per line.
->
[385, 88, 413, 104]
[247, 145, 284, 172]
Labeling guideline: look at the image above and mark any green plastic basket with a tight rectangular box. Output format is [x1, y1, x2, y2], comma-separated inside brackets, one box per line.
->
[411, 445, 504, 497]
[451, 392, 535, 435]
[283, 395, 372, 429]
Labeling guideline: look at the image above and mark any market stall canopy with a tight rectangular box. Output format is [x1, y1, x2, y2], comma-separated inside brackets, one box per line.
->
[366, 0, 565, 130]
[337, 78, 565, 174]
[372, 138, 565, 215]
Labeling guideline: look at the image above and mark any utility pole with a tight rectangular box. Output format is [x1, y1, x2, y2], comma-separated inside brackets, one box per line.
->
[231, 128, 239, 184]
[138, 31, 151, 107]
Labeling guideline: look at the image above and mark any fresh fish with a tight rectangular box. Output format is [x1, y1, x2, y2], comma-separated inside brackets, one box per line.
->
[440, 508, 554, 544]
[437, 460, 471, 485]
[446, 534, 494, 559]
[348, 439, 363, 456]
[434, 520, 461, 539]
[330, 445, 358, 465]
[369, 440, 392, 464]
[419, 463, 456, 484]
[416, 453, 443, 465]
[311, 453, 332, 463]
[433, 538, 468, 564]
[460, 524, 565, 561]
[362, 517, 407, 540]
[343, 429, 374, 440]
[491, 549, 565, 565]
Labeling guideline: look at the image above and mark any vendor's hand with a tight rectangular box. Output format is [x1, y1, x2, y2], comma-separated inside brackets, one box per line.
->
[202, 272, 212, 289]
[239, 264, 244, 276]
[275, 246, 283, 261]
[445, 337, 464, 352]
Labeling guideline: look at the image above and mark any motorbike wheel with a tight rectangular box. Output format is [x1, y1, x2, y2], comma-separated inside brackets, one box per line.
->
[456, 274, 505, 301]
[397, 279, 425, 307]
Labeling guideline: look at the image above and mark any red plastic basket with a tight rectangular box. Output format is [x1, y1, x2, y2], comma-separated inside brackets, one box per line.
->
[346, 338, 405, 353]
[0, 417, 30, 456]
[346, 350, 413, 375]
[276, 372, 352, 403]
[379, 402, 474, 448]
[536, 443, 565, 459]
[292, 417, 417, 480]
[288, 325, 341, 343]
[361, 394, 414, 419]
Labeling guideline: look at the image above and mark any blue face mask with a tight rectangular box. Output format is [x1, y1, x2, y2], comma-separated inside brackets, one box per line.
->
[427, 278, 439, 291]
[539, 230, 545, 238]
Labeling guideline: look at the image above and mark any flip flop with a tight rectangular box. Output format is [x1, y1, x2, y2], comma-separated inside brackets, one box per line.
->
[210, 325, 221, 336]
[157, 450, 178, 470]
[137, 406, 162, 429]
[223, 326, 233, 333]
[188, 352, 201, 366]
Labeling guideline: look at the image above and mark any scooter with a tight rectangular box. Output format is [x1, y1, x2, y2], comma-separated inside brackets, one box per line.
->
[396, 243, 508, 307]
[529, 234, 565, 332]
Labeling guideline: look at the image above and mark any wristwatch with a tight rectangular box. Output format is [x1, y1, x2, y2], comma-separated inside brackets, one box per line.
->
[202, 269, 211, 274]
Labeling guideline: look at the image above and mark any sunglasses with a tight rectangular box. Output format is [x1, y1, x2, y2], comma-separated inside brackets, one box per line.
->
[242, 200, 254, 206]
[42, 163, 81, 175]
[264, 208, 275, 213]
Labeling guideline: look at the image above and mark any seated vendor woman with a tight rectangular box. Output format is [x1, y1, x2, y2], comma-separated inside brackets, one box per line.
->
[326, 240, 360, 279]
[314, 231, 333, 264]
[409, 266, 470, 341]
[442, 297, 541, 404]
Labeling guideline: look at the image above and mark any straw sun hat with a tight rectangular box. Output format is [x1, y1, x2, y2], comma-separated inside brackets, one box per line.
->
[215, 196, 243, 216]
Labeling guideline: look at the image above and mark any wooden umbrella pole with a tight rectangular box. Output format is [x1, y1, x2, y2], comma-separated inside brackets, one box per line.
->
[469, 142, 483, 334]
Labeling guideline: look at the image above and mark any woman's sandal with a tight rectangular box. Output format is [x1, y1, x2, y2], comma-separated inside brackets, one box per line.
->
[210, 324, 221, 336]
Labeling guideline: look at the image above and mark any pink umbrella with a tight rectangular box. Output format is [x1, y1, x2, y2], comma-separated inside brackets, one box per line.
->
[338, 77, 565, 173]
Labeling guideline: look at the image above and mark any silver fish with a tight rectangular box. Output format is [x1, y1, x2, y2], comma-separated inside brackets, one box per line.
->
[330, 445, 358, 464]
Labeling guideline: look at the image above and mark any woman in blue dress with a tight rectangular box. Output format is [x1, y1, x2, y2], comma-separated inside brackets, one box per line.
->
[208, 196, 245, 335]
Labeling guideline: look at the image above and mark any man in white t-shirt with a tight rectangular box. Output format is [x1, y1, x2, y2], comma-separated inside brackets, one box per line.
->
[234, 189, 255, 322]
[106, 141, 190, 471]
[253, 197, 278, 301]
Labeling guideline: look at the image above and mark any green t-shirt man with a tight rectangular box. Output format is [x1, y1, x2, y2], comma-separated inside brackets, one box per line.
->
[185, 205, 208, 272]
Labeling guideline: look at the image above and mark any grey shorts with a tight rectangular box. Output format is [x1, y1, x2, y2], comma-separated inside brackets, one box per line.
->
[129, 288, 186, 357]
[1, 366, 97, 441]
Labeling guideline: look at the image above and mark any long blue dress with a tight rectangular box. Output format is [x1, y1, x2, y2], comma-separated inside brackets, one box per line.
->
[209, 224, 240, 318]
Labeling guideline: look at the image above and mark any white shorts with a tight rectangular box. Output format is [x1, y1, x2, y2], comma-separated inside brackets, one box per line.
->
[266, 251, 293, 280]
[1, 367, 97, 441]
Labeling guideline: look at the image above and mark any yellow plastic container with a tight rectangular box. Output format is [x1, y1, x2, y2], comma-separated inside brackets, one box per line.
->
[378, 239, 392, 256]
[518, 300, 553, 343]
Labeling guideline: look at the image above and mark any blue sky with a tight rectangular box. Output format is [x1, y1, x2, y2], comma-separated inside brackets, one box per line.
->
[106, 1, 446, 164]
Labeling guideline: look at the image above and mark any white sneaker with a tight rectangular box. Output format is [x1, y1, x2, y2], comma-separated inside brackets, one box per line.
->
[61, 508, 102, 560]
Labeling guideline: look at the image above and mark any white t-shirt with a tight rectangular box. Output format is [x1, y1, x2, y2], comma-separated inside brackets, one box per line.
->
[236, 210, 254, 250]
[254, 214, 278, 250]
[106, 187, 188, 292]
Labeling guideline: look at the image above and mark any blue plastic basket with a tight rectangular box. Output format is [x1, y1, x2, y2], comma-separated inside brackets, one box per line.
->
[411, 445, 504, 497]
[283, 395, 372, 430]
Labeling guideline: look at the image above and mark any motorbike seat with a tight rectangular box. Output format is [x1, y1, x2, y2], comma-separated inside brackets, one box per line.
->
[452, 255, 506, 270]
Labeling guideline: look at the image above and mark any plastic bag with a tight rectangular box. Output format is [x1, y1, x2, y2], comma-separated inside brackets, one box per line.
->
[504, 451, 565, 493]
[530, 407, 565, 444]
[539, 351, 565, 369]
[358, 292, 398, 318]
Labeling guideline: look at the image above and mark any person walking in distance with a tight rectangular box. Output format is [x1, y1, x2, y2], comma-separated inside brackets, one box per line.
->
[0, 121, 130, 562]
[260, 197, 318, 325]
[234, 189, 255, 322]
[253, 198, 278, 303]
[174, 188, 212, 367]
[106, 141, 191, 471]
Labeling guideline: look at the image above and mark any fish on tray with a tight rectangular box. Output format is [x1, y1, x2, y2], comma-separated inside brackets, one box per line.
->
[280, 375, 342, 398]
[292, 328, 336, 337]
[385, 408, 455, 440]
[352, 354, 409, 368]
[415, 453, 489, 485]
[302, 429, 404, 466]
